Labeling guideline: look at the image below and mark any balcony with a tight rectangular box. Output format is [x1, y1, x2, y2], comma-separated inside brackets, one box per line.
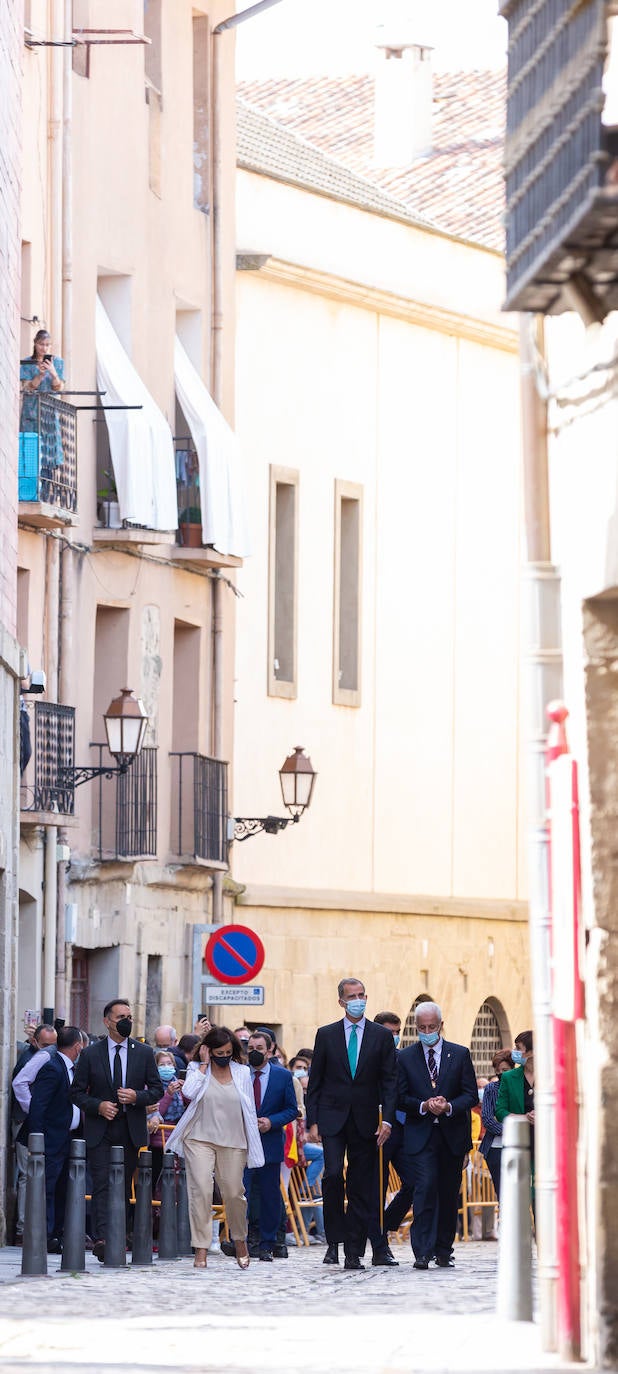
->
[91, 743, 158, 861]
[501, 0, 618, 318]
[20, 702, 76, 824]
[170, 753, 229, 867]
[18, 394, 78, 527]
[170, 440, 242, 570]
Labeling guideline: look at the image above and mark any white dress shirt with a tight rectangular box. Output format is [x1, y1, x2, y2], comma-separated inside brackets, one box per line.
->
[107, 1036, 127, 1085]
[58, 1051, 81, 1131]
[12, 1048, 53, 1113]
[419, 1037, 453, 1116]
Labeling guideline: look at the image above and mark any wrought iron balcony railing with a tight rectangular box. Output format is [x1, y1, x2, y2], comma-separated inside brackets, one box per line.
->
[174, 438, 203, 548]
[20, 701, 76, 817]
[91, 743, 158, 861]
[170, 752, 228, 865]
[18, 393, 78, 512]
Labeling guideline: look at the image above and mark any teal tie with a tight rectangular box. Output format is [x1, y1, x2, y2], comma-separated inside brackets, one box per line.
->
[348, 1025, 358, 1077]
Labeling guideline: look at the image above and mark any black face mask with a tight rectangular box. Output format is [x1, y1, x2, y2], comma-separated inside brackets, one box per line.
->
[248, 1048, 266, 1067]
[211, 1052, 232, 1068]
[115, 1016, 132, 1039]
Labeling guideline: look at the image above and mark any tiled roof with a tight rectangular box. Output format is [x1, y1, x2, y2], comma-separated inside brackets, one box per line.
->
[237, 71, 506, 252]
[237, 99, 436, 230]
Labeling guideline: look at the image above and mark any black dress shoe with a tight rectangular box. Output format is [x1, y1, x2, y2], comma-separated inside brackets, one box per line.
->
[92, 1240, 105, 1263]
[271, 1243, 289, 1258]
[46, 1237, 62, 1254]
[323, 1244, 339, 1265]
[344, 1256, 365, 1270]
[435, 1254, 455, 1268]
[372, 1249, 399, 1267]
[259, 1248, 273, 1262]
[220, 1239, 236, 1258]
[413, 1256, 430, 1270]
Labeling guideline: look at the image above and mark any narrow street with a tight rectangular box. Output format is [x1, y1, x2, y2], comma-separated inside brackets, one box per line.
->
[0, 1244, 577, 1374]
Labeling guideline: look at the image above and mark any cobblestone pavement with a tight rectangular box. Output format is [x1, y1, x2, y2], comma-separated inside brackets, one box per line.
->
[0, 1243, 580, 1374]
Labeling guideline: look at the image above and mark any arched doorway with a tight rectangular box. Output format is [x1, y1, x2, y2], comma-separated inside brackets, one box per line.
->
[401, 993, 434, 1048]
[470, 998, 511, 1077]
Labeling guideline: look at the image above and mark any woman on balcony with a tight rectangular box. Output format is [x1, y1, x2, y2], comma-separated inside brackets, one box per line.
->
[166, 1026, 264, 1270]
[20, 330, 65, 488]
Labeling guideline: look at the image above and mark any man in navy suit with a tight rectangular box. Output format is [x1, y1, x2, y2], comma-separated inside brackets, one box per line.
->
[305, 978, 397, 1270]
[28, 1025, 84, 1252]
[244, 1030, 297, 1261]
[397, 1001, 478, 1269]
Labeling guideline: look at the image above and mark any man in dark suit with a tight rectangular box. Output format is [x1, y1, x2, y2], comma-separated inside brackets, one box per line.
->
[28, 1025, 84, 1252]
[244, 1030, 298, 1262]
[397, 1001, 478, 1269]
[305, 977, 397, 1270]
[72, 998, 162, 1261]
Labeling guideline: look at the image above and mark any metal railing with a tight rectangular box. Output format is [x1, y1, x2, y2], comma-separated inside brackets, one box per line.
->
[170, 753, 228, 865]
[18, 394, 78, 511]
[91, 744, 158, 860]
[174, 438, 202, 546]
[20, 701, 76, 816]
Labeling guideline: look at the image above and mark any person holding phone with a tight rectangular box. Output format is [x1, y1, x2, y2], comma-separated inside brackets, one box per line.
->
[20, 329, 66, 485]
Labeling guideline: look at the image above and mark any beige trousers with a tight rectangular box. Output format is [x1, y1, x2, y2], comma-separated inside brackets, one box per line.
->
[183, 1138, 248, 1247]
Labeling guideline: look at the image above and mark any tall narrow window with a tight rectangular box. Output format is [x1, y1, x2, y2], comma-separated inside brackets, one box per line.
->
[144, 0, 163, 196]
[333, 480, 362, 706]
[72, 1, 90, 78]
[268, 466, 299, 699]
[192, 15, 210, 212]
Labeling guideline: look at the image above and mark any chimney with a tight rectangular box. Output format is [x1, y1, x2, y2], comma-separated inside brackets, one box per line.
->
[373, 19, 433, 167]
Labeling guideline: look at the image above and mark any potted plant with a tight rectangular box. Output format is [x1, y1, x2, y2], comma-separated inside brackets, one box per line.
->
[97, 470, 121, 528]
[178, 505, 203, 548]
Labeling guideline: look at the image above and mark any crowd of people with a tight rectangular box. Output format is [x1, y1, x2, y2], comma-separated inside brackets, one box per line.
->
[9, 981, 534, 1270]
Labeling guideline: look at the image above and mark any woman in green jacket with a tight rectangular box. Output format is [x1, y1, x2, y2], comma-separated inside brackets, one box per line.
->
[496, 1029, 535, 1206]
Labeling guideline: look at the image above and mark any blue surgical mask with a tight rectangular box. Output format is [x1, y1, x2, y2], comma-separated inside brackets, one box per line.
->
[293, 1068, 307, 1080]
[393, 1034, 400, 1048]
[158, 1065, 175, 1084]
[418, 1030, 440, 1048]
[345, 998, 366, 1018]
[511, 1049, 526, 1067]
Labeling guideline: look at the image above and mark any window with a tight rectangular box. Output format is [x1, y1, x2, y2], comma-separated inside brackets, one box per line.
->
[333, 480, 362, 705]
[16, 569, 30, 650]
[72, 0, 90, 78]
[470, 1000, 510, 1078]
[144, 0, 162, 196]
[192, 14, 210, 212]
[268, 466, 299, 698]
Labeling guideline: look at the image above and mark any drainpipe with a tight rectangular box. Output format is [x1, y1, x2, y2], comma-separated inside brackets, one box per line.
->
[49, 0, 64, 342]
[520, 314, 561, 1352]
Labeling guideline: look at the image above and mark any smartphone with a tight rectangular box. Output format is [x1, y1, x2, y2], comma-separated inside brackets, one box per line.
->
[43, 354, 52, 363]
[177, 1069, 187, 1081]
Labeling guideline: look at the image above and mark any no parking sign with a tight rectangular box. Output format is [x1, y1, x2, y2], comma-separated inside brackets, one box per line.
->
[204, 923, 265, 986]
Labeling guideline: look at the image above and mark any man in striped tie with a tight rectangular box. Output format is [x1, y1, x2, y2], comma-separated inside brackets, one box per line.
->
[305, 978, 397, 1270]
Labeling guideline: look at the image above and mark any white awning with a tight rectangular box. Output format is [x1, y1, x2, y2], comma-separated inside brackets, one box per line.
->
[174, 336, 249, 558]
[95, 298, 177, 531]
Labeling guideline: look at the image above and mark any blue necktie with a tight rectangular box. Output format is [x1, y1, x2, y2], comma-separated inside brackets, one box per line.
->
[348, 1025, 358, 1077]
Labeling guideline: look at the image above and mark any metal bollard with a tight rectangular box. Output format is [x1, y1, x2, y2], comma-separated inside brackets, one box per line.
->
[132, 1150, 153, 1267]
[497, 1115, 533, 1321]
[157, 1152, 178, 1261]
[104, 1145, 127, 1268]
[61, 1138, 86, 1273]
[176, 1160, 193, 1257]
[21, 1133, 47, 1277]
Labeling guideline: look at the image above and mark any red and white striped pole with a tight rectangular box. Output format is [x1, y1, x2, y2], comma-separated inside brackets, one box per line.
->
[546, 701, 584, 1362]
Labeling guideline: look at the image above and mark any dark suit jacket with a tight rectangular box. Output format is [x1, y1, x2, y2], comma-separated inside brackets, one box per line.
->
[397, 1040, 478, 1158]
[253, 1062, 297, 1165]
[28, 1053, 75, 1160]
[72, 1037, 162, 1148]
[305, 1018, 397, 1139]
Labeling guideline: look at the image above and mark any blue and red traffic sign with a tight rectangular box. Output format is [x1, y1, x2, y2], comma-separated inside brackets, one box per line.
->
[204, 923, 265, 986]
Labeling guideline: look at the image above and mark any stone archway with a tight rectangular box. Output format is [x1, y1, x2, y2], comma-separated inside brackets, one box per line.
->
[470, 998, 511, 1077]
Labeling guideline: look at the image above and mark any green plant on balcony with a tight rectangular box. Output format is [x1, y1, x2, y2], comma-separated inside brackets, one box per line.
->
[178, 505, 203, 548]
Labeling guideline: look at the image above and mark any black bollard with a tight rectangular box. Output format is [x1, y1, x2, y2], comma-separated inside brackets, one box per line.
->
[104, 1145, 127, 1267]
[176, 1160, 193, 1257]
[61, 1138, 86, 1273]
[21, 1133, 47, 1277]
[132, 1149, 153, 1267]
[157, 1152, 178, 1261]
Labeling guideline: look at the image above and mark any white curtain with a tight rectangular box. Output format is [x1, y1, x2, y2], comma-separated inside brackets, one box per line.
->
[95, 298, 178, 531]
[174, 336, 250, 558]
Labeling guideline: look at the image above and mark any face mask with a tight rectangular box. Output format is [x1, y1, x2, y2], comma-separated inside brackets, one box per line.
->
[418, 1030, 440, 1048]
[115, 1016, 132, 1039]
[293, 1068, 307, 1080]
[393, 1034, 400, 1048]
[511, 1049, 526, 1067]
[248, 1049, 266, 1068]
[158, 1065, 175, 1084]
[345, 998, 366, 1018]
[211, 1052, 232, 1068]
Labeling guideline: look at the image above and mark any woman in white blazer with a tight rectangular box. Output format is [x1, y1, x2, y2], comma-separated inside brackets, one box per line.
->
[166, 1026, 264, 1269]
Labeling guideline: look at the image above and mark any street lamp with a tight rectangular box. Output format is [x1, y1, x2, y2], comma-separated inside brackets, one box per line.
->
[233, 746, 317, 841]
[62, 687, 149, 788]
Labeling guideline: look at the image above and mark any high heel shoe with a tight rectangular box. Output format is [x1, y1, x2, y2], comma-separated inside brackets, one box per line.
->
[235, 1241, 250, 1270]
[193, 1248, 207, 1268]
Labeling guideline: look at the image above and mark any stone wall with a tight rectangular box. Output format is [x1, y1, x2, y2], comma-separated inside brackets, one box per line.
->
[0, 0, 23, 1243]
